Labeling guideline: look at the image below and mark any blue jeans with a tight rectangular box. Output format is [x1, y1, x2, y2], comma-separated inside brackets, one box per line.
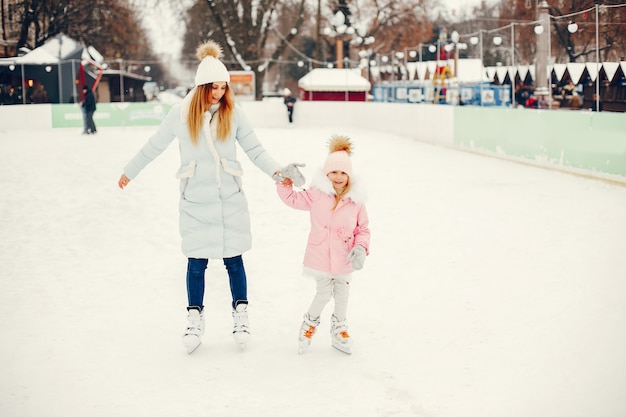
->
[186, 256, 248, 310]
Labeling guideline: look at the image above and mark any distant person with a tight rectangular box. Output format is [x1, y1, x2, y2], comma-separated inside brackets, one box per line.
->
[515, 85, 531, 107]
[5, 86, 20, 104]
[591, 94, 603, 112]
[117, 39, 305, 354]
[81, 86, 97, 134]
[276, 135, 371, 355]
[569, 94, 581, 109]
[562, 80, 575, 97]
[283, 88, 296, 124]
[30, 84, 49, 103]
[537, 95, 548, 109]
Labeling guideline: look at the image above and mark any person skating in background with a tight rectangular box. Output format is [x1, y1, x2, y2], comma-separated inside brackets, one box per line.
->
[276, 135, 371, 355]
[283, 88, 296, 124]
[117, 40, 305, 354]
[81, 85, 97, 134]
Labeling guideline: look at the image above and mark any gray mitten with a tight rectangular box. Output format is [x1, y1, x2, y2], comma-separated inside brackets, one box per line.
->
[347, 245, 367, 271]
[273, 162, 306, 186]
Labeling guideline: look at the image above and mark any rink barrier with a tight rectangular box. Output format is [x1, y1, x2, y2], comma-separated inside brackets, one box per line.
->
[1, 101, 624, 183]
[453, 106, 626, 181]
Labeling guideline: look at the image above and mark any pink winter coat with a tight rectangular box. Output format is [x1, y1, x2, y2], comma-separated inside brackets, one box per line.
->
[276, 173, 370, 276]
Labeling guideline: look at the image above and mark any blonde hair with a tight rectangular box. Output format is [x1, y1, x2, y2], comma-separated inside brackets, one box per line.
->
[187, 83, 235, 144]
[331, 177, 351, 210]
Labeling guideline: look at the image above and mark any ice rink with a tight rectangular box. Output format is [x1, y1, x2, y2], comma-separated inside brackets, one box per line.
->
[1, 124, 625, 417]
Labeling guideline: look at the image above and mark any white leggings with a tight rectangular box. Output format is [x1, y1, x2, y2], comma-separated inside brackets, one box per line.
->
[307, 274, 350, 321]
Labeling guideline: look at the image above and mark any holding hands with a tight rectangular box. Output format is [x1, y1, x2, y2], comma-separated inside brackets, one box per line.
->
[273, 162, 306, 186]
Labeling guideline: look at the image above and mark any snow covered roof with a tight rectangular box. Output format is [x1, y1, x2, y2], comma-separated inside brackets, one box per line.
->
[86, 46, 104, 64]
[0, 34, 103, 65]
[484, 61, 626, 84]
[566, 63, 586, 84]
[298, 68, 371, 92]
[396, 58, 626, 85]
[405, 59, 487, 83]
[15, 33, 83, 64]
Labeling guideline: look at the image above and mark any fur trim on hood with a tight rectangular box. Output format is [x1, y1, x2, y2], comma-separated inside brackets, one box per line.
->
[309, 168, 367, 205]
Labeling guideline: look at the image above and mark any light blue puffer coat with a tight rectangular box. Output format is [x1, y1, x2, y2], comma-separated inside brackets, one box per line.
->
[123, 101, 280, 259]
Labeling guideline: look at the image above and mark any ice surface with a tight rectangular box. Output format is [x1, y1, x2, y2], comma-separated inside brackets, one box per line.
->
[1, 125, 625, 417]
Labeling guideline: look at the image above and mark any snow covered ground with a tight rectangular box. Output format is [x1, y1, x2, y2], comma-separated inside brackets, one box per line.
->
[1, 124, 625, 417]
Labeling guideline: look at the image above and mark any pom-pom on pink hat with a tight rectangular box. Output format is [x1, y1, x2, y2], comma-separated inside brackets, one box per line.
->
[323, 135, 353, 177]
[194, 40, 230, 86]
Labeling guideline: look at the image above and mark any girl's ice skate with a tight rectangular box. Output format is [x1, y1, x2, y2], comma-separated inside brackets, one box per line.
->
[298, 313, 320, 354]
[330, 315, 352, 355]
[183, 307, 204, 354]
[232, 302, 250, 350]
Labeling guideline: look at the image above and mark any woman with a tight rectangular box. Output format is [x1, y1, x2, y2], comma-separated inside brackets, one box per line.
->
[117, 40, 304, 354]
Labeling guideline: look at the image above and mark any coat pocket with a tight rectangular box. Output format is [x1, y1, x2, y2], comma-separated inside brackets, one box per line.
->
[336, 227, 354, 250]
[220, 158, 243, 176]
[220, 158, 243, 190]
[307, 227, 328, 246]
[176, 160, 197, 179]
[176, 160, 197, 197]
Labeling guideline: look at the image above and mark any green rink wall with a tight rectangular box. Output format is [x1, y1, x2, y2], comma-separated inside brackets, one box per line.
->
[1, 101, 624, 183]
[453, 106, 626, 180]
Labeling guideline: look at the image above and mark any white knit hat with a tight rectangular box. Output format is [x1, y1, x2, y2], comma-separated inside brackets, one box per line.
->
[323, 135, 353, 177]
[194, 40, 230, 86]
[283, 88, 291, 96]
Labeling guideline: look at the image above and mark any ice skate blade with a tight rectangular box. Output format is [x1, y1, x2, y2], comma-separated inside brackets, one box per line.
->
[332, 343, 352, 355]
[186, 345, 200, 354]
[233, 332, 249, 348]
[298, 340, 311, 354]
[183, 335, 201, 354]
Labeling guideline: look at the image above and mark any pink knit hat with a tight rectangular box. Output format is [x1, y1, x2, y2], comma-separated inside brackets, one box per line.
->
[323, 135, 353, 177]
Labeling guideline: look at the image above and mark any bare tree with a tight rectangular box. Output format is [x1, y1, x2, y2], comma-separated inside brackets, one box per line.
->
[496, 0, 625, 64]
[353, 0, 435, 53]
[181, 0, 309, 100]
[12, 0, 156, 61]
[549, 0, 625, 63]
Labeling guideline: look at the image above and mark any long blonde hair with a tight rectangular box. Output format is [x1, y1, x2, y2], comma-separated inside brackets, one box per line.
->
[331, 178, 351, 210]
[187, 83, 235, 144]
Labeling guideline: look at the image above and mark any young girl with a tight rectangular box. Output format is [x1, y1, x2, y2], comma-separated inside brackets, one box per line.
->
[276, 136, 370, 354]
[117, 40, 303, 354]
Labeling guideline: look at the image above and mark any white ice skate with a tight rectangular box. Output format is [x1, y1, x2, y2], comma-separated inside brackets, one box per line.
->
[298, 313, 320, 354]
[182, 307, 204, 354]
[232, 303, 250, 350]
[330, 315, 352, 355]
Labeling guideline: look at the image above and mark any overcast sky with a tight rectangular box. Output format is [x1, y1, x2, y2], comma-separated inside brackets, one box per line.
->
[445, 0, 484, 12]
[141, 0, 489, 60]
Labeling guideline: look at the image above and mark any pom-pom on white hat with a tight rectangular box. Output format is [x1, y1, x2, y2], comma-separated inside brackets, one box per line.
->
[194, 40, 230, 86]
[323, 135, 353, 177]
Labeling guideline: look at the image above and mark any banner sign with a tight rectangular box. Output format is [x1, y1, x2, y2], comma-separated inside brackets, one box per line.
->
[51, 103, 173, 128]
[229, 71, 256, 101]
